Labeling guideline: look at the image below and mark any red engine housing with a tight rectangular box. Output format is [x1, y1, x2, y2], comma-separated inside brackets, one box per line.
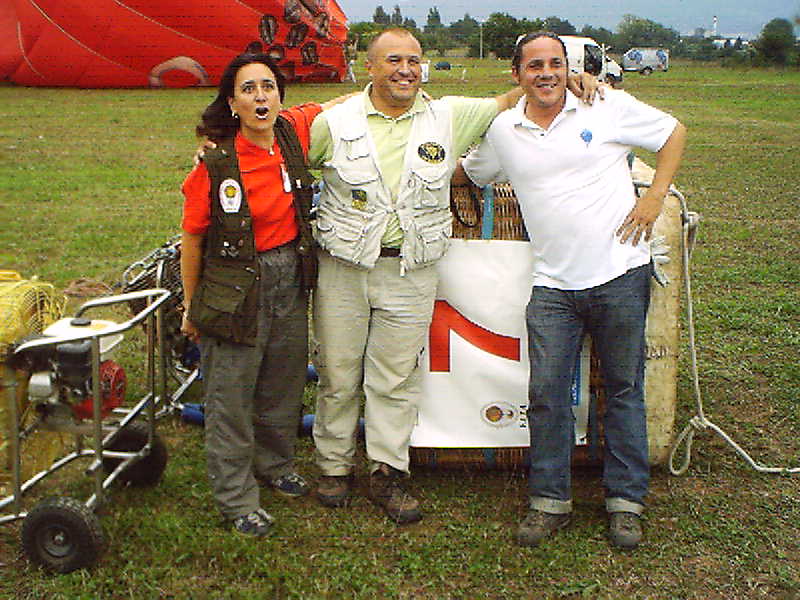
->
[72, 360, 126, 420]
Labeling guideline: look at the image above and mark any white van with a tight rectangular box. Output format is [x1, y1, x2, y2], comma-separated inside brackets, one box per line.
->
[560, 35, 623, 86]
[622, 47, 669, 74]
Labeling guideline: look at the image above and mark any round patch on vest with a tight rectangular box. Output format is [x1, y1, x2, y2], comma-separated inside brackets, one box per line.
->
[417, 142, 445, 163]
[218, 178, 242, 213]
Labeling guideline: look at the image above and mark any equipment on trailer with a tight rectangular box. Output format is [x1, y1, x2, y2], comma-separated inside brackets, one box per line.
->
[1, 287, 171, 572]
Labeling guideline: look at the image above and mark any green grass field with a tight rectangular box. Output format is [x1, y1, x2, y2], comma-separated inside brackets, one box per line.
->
[1, 59, 799, 598]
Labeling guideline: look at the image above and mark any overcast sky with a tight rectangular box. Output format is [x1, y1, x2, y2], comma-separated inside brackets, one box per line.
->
[335, 0, 799, 39]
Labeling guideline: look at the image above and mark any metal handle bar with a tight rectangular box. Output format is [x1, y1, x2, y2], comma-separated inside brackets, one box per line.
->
[11, 288, 171, 355]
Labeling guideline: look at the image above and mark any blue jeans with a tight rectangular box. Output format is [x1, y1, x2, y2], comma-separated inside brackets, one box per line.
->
[526, 264, 651, 515]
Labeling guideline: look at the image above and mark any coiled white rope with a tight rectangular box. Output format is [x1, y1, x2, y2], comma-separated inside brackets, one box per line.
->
[665, 187, 800, 476]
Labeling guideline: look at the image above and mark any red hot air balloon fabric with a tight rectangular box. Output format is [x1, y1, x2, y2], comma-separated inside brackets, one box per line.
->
[0, 0, 348, 87]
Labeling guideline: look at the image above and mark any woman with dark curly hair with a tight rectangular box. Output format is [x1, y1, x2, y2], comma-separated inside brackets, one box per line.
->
[179, 51, 349, 537]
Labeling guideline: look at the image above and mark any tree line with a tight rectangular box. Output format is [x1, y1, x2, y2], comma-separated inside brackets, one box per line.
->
[347, 7, 799, 67]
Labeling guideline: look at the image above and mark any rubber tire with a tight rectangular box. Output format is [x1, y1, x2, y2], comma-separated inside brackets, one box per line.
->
[102, 421, 168, 486]
[641, 66, 653, 75]
[21, 496, 104, 573]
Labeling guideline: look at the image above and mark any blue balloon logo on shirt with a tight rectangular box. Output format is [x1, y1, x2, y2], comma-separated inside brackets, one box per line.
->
[580, 129, 593, 146]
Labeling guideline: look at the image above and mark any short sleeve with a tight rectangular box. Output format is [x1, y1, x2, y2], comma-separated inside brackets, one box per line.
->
[308, 111, 333, 169]
[446, 97, 500, 157]
[279, 102, 323, 155]
[613, 91, 678, 153]
[181, 163, 211, 235]
[462, 134, 507, 187]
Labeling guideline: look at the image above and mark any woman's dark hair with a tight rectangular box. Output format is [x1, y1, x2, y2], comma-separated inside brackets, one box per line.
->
[196, 51, 286, 142]
[512, 31, 568, 72]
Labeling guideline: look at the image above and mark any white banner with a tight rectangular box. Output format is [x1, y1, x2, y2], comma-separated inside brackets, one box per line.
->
[411, 239, 590, 448]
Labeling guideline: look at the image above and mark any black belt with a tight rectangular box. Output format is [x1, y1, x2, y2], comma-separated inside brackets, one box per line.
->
[379, 247, 401, 257]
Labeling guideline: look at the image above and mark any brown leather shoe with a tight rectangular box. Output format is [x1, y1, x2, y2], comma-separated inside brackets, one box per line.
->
[368, 463, 422, 524]
[515, 509, 571, 547]
[608, 511, 643, 549]
[316, 474, 352, 508]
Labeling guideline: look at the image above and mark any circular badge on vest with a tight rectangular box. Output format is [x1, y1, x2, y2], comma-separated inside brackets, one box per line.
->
[218, 178, 242, 213]
[417, 142, 445, 164]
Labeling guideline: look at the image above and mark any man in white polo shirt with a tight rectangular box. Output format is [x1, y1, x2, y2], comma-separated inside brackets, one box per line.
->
[458, 31, 686, 548]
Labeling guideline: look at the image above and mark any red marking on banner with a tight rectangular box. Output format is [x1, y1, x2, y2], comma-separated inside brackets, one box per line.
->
[429, 300, 520, 372]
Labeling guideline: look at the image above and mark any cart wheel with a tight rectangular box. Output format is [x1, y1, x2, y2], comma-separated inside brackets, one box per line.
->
[641, 66, 653, 75]
[102, 421, 168, 486]
[21, 496, 105, 573]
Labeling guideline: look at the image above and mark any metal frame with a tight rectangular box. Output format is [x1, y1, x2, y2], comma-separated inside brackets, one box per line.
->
[121, 236, 200, 417]
[0, 288, 170, 525]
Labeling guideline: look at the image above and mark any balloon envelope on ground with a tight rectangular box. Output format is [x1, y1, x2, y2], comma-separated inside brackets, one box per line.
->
[0, 0, 348, 87]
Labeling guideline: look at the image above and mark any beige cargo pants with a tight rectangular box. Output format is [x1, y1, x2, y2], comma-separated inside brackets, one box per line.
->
[312, 250, 437, 476]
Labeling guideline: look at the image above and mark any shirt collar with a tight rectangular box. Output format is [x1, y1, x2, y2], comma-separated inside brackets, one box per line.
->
[363, 82, 427, 120]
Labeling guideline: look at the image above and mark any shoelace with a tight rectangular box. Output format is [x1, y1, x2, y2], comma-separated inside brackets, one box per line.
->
[613, 513, 639, 531]
[279, 473, 304, 485]
[251, 508, 274, 526]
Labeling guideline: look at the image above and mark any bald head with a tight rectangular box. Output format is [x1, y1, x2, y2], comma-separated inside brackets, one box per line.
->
[367, 28, 421, 62]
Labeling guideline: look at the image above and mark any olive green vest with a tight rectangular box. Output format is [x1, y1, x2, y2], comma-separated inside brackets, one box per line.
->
[187, 116, 316, 345]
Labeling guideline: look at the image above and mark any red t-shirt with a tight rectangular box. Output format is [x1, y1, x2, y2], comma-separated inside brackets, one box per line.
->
[181, 102, 322, 252]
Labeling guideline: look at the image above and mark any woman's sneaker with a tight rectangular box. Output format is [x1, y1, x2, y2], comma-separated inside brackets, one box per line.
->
[232, 508, 274, 537]
[270, 473, 310, 497]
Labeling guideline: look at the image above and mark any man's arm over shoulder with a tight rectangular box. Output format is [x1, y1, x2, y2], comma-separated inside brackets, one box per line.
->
[280, 103, 323, 154]
[494, 87, 524, 112]
[446, 96, 502, 156]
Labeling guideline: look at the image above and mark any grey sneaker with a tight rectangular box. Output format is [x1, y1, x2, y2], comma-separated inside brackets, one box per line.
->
[232, 508, 274, 537]
[270, 473, 310, 498]
[608, 512, 642, 549]
[515, 509, 571, 547]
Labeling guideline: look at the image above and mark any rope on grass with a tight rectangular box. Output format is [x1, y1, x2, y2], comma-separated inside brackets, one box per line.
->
[63, 278, 113, 297]
[661, 185, 800, 476]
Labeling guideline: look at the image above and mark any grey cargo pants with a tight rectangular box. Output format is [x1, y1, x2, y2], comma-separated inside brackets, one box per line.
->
[201, 242, 308, 521]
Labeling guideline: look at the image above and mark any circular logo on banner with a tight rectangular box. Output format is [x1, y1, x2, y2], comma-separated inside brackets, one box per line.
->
[218, 178, 242, 213]
[417, 142, 445, 163]
[480, 402, 518, 428]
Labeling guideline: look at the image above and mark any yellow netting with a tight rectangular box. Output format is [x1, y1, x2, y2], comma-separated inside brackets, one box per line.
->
[0, 272, 66, 495]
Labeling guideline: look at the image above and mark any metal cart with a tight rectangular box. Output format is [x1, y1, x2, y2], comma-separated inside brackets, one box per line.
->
[0, 288, 171, 572]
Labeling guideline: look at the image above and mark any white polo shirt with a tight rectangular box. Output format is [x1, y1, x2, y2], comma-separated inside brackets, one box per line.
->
[463, 89, 678, 290]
